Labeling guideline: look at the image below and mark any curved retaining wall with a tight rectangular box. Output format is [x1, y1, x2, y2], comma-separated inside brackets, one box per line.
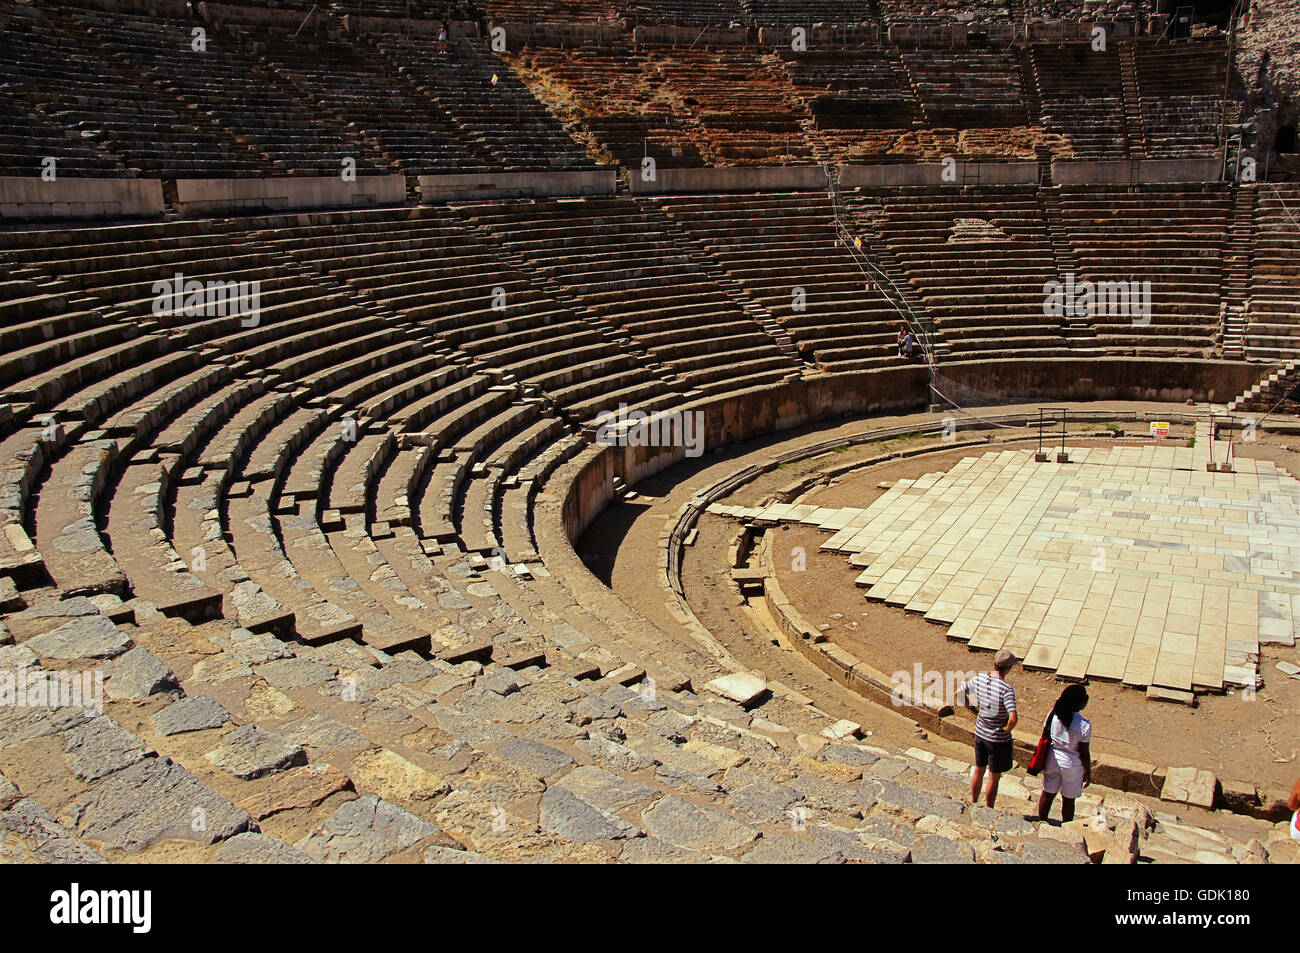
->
[556, 357, 1268, 542]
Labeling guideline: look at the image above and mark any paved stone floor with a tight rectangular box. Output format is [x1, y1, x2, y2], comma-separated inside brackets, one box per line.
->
[712, 422, 1300, 694]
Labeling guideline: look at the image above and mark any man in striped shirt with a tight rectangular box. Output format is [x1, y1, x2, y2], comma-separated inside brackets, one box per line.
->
[959, 649, 1019, 809]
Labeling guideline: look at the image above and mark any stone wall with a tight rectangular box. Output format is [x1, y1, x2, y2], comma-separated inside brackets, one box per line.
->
[558, 357, 1268, 542]
[173, 176, 406, 216]
[1236, 0, 1300, 175]
[0, 176, 165, 220]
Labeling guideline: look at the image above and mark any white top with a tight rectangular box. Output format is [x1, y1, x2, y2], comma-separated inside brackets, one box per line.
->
[1047, 712, 1092, 774]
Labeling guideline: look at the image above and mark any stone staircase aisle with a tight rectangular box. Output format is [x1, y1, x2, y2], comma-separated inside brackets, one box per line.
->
[1226, 359, 1300, 415]
[1220, 186, 1256, 360]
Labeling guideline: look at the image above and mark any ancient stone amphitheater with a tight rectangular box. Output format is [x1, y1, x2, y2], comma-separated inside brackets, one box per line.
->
[0, 0, 1298, 866]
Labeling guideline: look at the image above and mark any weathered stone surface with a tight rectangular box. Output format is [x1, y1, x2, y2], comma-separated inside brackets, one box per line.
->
[296, 795, 438, 863]
[277, 712, 371, 755]
[71, 758, 254, 851]
[495, 737, 575, 778]
[423, 845, 500, 864]
[0, 771, 18, 811]
[641, 796, 758, 853]
[1022, 839, 1091, 864]
[0, 642, 37, 669]
[0, 701, 93, 750]
[724, 775, 804, 826]
[573, 736, 657, 774]
[105, 646, 178, 699]
[0, 798, 105, 863]
[154, 695, 232, 736]
[238, 765, 354, 821]
[703, 672, 767, 706]
[971, 805, 1037, 835]
[254, 657, 334, 690]
[451, 754, 545, 801]
[553, 765, 657, 814]
[539, 785, 639, 842]
[743, 832, 841, 864]
[206, 725, 307, 780]
[63, 715, 151, 782]
[213, 832, 316, 864]
[26, 615, 130, 660]
[1161, 766, 1218, 808]
[862, 778, 965, 820]
[913, 835, 977, 864]
[350, 749, 449, 802]
[819, 743, 881, 768]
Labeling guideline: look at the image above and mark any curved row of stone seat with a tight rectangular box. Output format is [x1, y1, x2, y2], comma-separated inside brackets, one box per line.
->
[1246, 185, 1300, 362]
[860, 186, 1072, 358]
[652, 191, 905, 372]
[449, 196, 801, 399]
[0, 5, 268, 177]
[1056, 184, 1231, 355]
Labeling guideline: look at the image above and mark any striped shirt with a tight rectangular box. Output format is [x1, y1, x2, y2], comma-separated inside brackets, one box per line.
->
[960, 673, 1017, 743]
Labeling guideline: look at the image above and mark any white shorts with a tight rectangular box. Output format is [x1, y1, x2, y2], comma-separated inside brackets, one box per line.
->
[1042, 762, 1085, 799]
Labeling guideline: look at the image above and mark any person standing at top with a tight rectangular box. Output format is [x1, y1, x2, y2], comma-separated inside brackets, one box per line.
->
[959, 649, 1019, 809]
[437, 19, 449, 51]
[1037, 684, 1092, 823]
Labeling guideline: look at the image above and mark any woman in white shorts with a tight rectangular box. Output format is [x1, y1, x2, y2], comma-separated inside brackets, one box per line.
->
[1037, 684, 1092, 823]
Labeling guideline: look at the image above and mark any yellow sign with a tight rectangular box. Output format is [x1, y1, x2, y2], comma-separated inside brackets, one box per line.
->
[1149, 421, 1169, 437]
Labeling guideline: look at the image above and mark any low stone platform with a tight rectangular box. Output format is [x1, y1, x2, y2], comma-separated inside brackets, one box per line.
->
[712, 431, 1299, 694]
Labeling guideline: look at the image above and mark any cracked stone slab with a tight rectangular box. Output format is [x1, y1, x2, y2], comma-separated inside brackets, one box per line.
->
[26, 615, 130, 660]
[277, 712, 372, 755]
[295, 795, 439, 863]
[552, 765, 657, 814]
[539, 785, 639, 842]
[212, 831, 316, 864]
[640, 795, 758, 853]
[63, 714, 151, 782]
[495, 737, 575, 778]
[0, 798, 105, 863]
[206, 724, 307, 780]
[154, 695, 232, 736]
[105, 646, 178, 699]
[254, 657, 335, 690]
[424, 845, 500, 864]
[70, 758, 254, 852]
[237, 765, 354, 821]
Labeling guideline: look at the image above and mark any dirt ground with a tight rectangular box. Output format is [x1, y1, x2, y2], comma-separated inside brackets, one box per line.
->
[770, 424, 1300, 791]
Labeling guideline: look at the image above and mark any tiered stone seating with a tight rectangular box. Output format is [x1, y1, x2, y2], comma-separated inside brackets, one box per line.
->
[330, 0, 477, 17]
[454, 196, 800, 397]
[1032, 44, 1128, 160]
[373, 33, 599, 170]
[876, 0, 1010, 25]
[0, 88, 127, 177]
[510, 46, 706, 168]
[0, 11, 267, 176]
[1246, 185, 1300, 361]
[253, 30, 493, 175]
[648, 50, 815, 164]
[66, 6, 391, 176]
[743, 0, 876, 26]
[509, 46, 811, 166]
[653, 192, 904, 371]
[485, 0, 621, 21]
[863, 186, 1069, 358]
[1056, 184, 1231, 356]
[901, 49, 1028, 129]
[621, 0, 748, 26]
[1133, 37, 1227, 160]
[777, 45, 918, 136]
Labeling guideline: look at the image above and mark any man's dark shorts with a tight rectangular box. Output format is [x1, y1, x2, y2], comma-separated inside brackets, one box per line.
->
[974, 736, 1013, 774]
